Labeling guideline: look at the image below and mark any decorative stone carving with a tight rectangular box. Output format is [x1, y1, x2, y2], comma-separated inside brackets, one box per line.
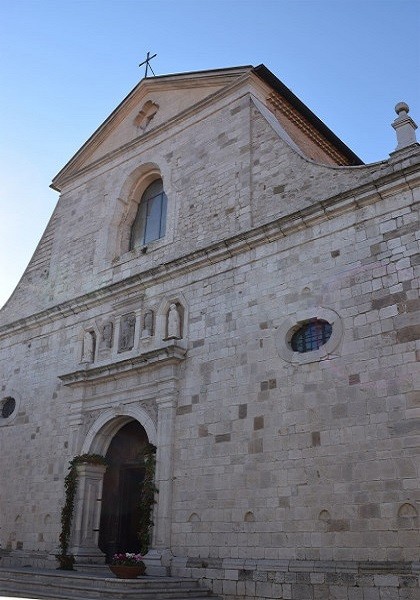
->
[118, 313, 136, 352]
[101, 321, 114, 349]
[142, 310, 154, 338]
[134, 100, 159, 130]
[167, 304, 181, 339]
[81, 331, 96, 363]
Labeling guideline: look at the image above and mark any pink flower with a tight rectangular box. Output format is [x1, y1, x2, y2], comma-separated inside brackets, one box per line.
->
[111, 552, 144, 566]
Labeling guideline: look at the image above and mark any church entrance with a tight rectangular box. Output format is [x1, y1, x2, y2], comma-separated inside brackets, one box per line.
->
[98, 420, 148, 562]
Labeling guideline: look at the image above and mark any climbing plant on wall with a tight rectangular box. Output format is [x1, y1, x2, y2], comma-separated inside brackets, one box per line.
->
[137, 443, 158, 554]
[56, 453, 107, 570]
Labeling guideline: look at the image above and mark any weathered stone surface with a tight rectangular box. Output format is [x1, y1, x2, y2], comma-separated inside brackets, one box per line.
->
[0, 65, 419, 599]
[396, 324, 420, 343]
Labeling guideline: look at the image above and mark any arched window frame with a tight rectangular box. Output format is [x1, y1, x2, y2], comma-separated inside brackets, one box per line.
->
[107, 164, 175, 262]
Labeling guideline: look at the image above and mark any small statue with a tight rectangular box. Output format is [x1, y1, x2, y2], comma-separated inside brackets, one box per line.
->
[167, 304, 182, 339]
[142, 310, 154, 337]
[82, 331, 96, 363]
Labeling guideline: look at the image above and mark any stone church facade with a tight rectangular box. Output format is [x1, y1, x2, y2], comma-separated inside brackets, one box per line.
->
[0, 65, 419, 599]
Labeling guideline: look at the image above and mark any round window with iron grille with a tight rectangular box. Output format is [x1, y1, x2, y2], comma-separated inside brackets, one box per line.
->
[290, 319, 332, 353]
[1, 397, 16, 419]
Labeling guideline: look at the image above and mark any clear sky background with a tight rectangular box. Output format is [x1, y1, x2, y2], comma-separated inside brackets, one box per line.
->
[0, 0, 419, 309]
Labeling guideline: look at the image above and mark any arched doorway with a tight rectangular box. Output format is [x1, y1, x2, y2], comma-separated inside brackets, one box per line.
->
[98, 420, 149, 561]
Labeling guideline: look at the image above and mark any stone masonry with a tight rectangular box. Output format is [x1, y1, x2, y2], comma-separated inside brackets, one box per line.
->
[0, 65, 419, 599]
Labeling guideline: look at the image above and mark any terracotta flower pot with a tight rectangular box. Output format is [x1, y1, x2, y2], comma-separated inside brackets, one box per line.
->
[109, 563, 146, 578]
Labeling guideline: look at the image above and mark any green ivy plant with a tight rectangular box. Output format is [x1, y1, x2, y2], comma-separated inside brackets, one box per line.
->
[56, 453, 107, 570]
[137, 443, 158, 554]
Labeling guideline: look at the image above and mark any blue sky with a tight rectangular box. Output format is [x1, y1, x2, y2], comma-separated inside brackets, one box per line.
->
[0, 0, 419, 308]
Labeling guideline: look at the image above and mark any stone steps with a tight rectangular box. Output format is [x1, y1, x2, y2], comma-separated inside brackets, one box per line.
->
[0, 568, 220, 600]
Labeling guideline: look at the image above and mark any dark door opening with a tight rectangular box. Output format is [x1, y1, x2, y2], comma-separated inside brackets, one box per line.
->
[119, 466, 144, 553]
[98, 420, 148, 562]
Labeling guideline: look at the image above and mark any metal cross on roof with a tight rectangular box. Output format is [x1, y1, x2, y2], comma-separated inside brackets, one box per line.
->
[139, 51, 157, 78]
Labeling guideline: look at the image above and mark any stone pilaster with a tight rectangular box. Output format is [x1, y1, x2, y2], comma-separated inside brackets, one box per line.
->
[145, 382, 177, 575]
[70, 463, 107, 564]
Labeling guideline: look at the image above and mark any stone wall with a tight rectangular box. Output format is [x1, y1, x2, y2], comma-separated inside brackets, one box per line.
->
[173, 557, 419, 600]
[0, 87, 393, 326]
[0, 69, 418, 598]
[168, 184, 419, 565]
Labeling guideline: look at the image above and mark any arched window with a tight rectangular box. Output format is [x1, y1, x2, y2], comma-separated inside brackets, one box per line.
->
[290, 319, 332, 353]
[130, 179, 167, 249]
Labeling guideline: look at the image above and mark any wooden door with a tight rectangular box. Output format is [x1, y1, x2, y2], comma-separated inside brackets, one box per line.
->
[98, 421, 148, 561]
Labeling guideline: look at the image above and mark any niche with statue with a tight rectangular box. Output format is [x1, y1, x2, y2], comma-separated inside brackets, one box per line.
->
[165, 303, 184, 340]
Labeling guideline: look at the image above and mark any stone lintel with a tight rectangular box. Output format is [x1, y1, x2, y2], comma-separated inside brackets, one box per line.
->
[58, 342, 186, 386]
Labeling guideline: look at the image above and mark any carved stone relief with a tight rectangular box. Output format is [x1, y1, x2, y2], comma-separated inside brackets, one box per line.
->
[134, 100, 159, 130]
[118, 313, 136, 352]
[139, 399, 157, 424]
[101, 321, 114, 349]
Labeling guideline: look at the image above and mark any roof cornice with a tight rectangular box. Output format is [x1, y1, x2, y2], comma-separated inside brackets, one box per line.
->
[52, 64, 364, 191]
[253, 64, 363, 166]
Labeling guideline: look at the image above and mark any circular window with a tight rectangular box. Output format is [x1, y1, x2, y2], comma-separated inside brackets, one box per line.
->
[276, 308, 343, 364]
[1, 397, 16, 419]
[290, 319, 332, 353]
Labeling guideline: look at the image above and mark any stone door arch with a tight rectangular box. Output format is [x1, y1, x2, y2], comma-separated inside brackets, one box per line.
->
[71, 407, 157, 564]
[81, 406, 157, 455]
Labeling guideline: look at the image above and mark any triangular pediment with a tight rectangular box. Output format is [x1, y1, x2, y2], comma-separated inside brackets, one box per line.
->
[51, 67, 253, 190]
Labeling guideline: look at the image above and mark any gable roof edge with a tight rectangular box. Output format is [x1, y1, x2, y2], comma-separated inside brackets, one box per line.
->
[253, 64, 363, 165]
[51, 66, 254, 191]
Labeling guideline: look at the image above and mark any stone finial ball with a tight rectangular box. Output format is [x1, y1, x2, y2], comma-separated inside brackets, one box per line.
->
[395, 102, 409, 115]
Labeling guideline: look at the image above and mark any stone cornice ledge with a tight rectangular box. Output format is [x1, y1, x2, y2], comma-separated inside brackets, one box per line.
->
[58, 342, 186, 387]
[1, 159, 419, 338]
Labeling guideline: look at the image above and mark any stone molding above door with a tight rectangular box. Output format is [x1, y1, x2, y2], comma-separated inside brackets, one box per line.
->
[59, 340, 186, 387]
